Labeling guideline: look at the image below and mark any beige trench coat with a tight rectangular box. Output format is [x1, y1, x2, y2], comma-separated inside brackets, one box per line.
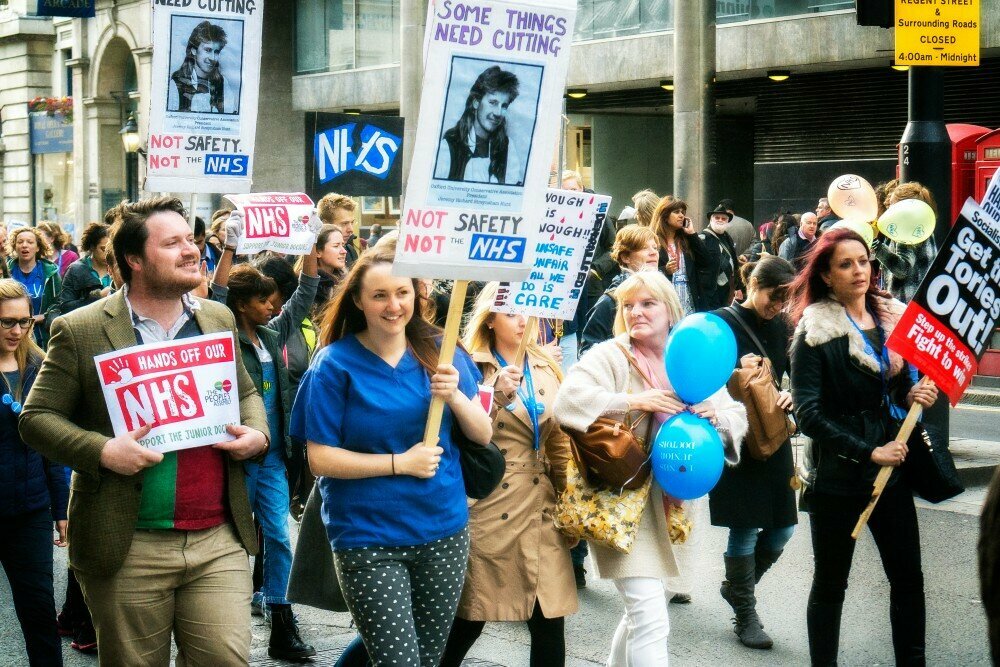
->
[456, 351, 579, 622]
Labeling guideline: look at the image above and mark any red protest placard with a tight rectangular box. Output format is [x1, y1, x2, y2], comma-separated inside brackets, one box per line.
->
[886, 199, 1000, 405]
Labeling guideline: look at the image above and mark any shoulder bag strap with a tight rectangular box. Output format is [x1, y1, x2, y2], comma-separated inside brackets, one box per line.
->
[724, 306, 780, 386]
[615, 342, 658, 446]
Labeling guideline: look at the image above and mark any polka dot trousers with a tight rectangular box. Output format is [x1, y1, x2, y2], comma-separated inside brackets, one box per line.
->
[334, 528, 470, 667]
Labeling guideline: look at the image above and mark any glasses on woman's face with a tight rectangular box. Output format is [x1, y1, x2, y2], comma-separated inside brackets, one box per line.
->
[0, 317, 34, 330]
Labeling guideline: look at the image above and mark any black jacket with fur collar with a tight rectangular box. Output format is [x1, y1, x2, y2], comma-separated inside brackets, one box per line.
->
[790, 296, 915, 496]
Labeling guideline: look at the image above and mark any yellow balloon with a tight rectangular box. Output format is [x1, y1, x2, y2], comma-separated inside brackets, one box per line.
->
[877, 199, 935, 245]
[827, 174, 878, 223]
[830, 219, 874, 247]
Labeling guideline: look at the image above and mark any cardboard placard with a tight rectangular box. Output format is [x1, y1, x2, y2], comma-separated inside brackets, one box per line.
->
[492, 189, 610, 319]
[224, 192, 316, 256]
[94, 332, 241, 453]
[146, 0, 264, 193]
[394, 0, 577, 281]
[886, 198, 1000, 405]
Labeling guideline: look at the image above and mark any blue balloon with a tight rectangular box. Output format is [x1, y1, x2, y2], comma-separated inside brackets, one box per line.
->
[651, 412, 725, 500]
[664, 312, 737, 404]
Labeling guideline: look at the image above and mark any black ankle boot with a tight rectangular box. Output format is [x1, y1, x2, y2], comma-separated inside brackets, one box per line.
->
[806, 598, 843, 666]
[268, 604, 317, 661]
[724, 555, 773, 650]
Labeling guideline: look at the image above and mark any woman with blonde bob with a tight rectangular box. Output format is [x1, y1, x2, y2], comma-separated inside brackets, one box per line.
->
[555, 271, 747, 666]
[441, 282, 577, 667]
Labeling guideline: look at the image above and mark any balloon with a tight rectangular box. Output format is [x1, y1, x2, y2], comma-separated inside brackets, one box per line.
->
[651, 413, 725, 500]
[830, 219, 875, 247]
[664, 312, 737, 404]
[827, 174, 878, 223]
[877, 198, 935, 245]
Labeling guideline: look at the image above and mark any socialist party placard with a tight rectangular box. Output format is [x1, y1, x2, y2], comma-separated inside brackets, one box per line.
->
[146, 0, 264, 193]
[225, 192, 316, 255]
[309, 113, 404, 198]
[492, 189, 610, 320]
[94, 333, 241, 454]
[886, 198, 1000, 405]
[394, 0, 577, 281]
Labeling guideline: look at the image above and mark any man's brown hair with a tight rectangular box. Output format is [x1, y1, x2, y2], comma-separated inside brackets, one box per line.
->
[316, 194, 356, 225]
[110, 196, 187, 284]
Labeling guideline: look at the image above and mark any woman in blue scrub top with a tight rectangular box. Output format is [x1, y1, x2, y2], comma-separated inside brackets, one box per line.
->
[290, 244, 492, 667]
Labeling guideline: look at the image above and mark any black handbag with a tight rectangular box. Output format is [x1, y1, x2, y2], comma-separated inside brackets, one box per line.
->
[451, 423, 506, 500]
[901, 419, 964, 503]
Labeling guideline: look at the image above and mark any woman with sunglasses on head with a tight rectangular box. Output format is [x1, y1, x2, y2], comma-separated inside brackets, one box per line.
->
[0, 279, 68, 666]
[789, 228, 938, 666]
[709, 256, 797, 650]
[440, 283, 577, 667]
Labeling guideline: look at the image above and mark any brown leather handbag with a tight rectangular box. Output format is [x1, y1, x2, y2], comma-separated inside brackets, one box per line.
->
[567, 344, 656, 490]
[724, 307, 795, 461]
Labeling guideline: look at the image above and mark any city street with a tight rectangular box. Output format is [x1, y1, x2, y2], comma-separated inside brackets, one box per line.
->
[2, 413, 994, 666]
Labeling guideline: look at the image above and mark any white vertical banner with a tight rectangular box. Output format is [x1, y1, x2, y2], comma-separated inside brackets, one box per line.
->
[395, 0, 577, 281]
[145, 0, 263, 194]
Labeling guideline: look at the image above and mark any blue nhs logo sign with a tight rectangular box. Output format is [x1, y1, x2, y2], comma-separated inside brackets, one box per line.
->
[314, 123, 401, 184]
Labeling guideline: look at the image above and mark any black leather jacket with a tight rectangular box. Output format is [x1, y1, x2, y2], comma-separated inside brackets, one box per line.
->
[790, 299, 914, 496]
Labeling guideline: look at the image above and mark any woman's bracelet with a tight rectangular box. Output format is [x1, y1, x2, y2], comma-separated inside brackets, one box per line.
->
[391, 453, 396, 476]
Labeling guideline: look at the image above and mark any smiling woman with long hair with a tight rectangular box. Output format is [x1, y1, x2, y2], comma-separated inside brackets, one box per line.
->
[789, 228, 938, 665]
[0, 279, 67, 666]
[290, 245, 492, 666]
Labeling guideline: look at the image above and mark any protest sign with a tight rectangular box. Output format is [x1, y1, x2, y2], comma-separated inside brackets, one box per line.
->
[146, 0, 263, 194]
[395, 0, 577, 281]
[309, 113, 404, 198]
[94, 332, 241, 454]
[493, 189, 610, 320]
[886, 198, 1000, 405]
[224, 192, 316, 256]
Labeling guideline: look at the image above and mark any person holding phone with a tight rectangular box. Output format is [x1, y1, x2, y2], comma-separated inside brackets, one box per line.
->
[649, 198, 715, 315]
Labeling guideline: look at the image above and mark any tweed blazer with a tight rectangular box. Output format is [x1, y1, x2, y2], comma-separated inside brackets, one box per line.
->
[19, 290, 268, 577]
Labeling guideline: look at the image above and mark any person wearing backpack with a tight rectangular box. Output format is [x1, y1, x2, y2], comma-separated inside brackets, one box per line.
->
[709, 256, 797, 650]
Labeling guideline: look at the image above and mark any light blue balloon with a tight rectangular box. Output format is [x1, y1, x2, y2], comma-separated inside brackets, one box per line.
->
[651, 412, 725, 500]
[664, 312, 737, 404]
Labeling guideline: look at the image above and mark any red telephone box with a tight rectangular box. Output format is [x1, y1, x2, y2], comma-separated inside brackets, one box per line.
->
[949, 124, 990, 217]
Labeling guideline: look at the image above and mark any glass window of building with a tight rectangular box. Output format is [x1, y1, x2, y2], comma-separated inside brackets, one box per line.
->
[296, 0, 400, 74]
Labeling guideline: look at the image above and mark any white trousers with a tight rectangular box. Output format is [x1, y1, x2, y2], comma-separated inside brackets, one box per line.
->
[607, 577, 670, 667]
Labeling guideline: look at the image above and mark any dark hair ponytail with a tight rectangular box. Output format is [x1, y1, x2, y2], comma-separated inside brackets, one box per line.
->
[742, 255, 795, 291]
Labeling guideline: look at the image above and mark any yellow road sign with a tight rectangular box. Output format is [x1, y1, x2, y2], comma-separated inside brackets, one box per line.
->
[895, 0, 980, 67]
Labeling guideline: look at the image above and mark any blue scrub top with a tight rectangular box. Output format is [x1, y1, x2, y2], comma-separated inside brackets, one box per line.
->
[290, 334, 482, 550]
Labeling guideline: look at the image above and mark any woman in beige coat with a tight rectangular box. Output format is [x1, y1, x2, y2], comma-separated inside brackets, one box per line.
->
[555, 271, 747, 666]
[441, 283, 578, 667]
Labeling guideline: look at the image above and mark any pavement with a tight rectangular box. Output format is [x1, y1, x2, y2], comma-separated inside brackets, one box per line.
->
[2, 402, 998, 666]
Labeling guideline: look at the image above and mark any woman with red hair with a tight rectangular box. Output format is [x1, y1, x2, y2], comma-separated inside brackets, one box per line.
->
[788, 228, 938, 665]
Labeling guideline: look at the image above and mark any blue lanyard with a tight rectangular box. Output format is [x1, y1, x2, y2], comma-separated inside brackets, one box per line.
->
[845, 310, 908, 421]
[493, 349, 542, 451]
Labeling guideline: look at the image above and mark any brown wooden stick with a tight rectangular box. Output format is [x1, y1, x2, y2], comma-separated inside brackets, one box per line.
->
[422, 280, 468, 448]
[851, 379, 931, 539]
[513, 316, 535, 367]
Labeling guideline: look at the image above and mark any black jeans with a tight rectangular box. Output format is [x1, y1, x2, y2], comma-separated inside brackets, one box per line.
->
[0, 508, 62, 666]
[807, 483, 925, 666]
[440, 601, 566, 667]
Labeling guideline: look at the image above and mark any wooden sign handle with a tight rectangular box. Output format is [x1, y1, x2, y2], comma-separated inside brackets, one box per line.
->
[513, 316, 535, 367]
[422, 280, 468, 449]
[851, 378, 932, 539]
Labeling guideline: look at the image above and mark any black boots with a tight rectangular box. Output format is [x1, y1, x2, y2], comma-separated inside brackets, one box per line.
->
[806, 598, 843, 666]
[723, 555, 773, 650]
[268, 604, 317, 661]
[754, 548, 783, 583]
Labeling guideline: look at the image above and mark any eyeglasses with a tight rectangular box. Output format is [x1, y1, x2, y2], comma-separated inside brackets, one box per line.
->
[0, 318, 34, 329]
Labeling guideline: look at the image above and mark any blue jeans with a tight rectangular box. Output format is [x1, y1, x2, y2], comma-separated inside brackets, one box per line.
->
[245, 446, 293, 605]
[726, 525, 795, 558]
[558, 332, 578, 375]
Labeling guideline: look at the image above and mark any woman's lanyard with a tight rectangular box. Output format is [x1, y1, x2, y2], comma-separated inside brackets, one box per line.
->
[845, 310, 908, 421]
[492, 349, 543, 452]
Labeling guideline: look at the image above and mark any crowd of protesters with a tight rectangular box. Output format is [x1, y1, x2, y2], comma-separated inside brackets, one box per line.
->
[0, 172, 953, 667]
